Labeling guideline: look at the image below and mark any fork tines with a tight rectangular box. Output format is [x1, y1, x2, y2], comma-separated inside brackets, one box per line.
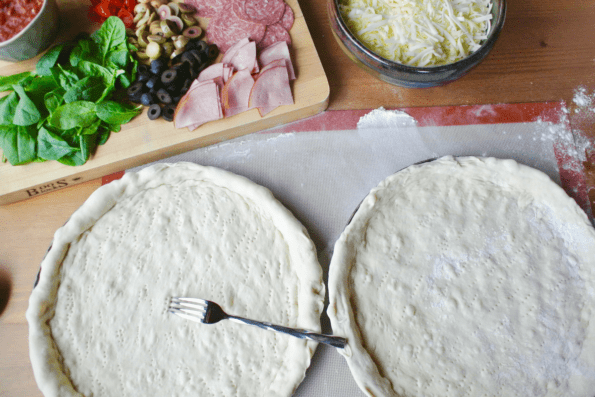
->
[168, 297, 208, 323]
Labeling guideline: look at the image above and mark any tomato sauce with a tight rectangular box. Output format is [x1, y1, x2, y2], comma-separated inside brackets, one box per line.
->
[0, 0, 44, 42]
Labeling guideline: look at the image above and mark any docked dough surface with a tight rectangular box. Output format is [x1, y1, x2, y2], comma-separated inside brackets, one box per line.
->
[328, 156, 595, 397]
[27, 162, 324, 397]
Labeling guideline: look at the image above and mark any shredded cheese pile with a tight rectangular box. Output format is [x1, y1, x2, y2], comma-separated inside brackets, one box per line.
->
[339, 0, 493, 66]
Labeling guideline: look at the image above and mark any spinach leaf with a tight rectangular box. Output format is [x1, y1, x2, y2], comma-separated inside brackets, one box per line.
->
[49, 101, 97, 130]
[24, 75, 59, 94]
[97, 125, 110, 145]
[108, 49, 129, 69]
[37, 126, 78, 160]
[80, 118, 102, 136]
[63, 76, 105, 103]
[58, 134, 96, 166]
[13, 85, 41, 126]
[69, 39, 100, 67]
[0, 125, 37, 165]
[96, 101, 142, 125]
[0, 92, 19, 125]
[91, 17, 126, 63]
[44, 88, 66, 114]
[0, 72, 32, 92]
[36, 44, 64, 76]
[54, 65, 80, 90]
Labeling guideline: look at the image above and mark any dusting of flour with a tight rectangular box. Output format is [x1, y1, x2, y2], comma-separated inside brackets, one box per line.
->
[357, 107, 417, 129]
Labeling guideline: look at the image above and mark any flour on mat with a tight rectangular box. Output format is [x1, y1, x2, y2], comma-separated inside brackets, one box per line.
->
[357, 107, 417, 129]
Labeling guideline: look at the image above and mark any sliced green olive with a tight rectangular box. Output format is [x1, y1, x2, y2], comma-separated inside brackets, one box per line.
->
[148, 34, 166, 44]
[146, 42, 163, 59]
[134, 3, 150, 14]
[136, 51, 150, 60]
[133, 11, 145, 23]
[170, 48, 184, 59]
[148, 11, 158, 24]
[178, 3, 195, 13]
[136, 10, 151, 28]
[183, 26, 202, 39]
[137, 31, 150, 47]
[150, 24, 164, 35]
[162, 42, 175, 57]
[157, 4, 172, 19]
[181, 14, 197, 26]
[151, 0, 167, 9]
[160, 19, 177, 37]
[167, 16, 184, 32]
[168, 2, 180, 16]
[173, 35, 189, 49]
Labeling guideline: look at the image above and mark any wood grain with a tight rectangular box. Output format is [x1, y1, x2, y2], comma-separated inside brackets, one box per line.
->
[0, 0, 329, 205]
[1, 0, 595, 395]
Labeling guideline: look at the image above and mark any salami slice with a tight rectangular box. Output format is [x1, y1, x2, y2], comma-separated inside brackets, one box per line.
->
[256, 23, 291, 50]
[207, 11, 266, 52]
[185, 0, 229, 18]
[244, 0, 286, 25]
[280, 4, 294, 31]
[232, 0, 251, 22]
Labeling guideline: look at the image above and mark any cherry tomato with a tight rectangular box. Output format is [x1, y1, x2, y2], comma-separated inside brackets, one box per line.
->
[117, 8, 134, 28]
[93, 1, 112, 18]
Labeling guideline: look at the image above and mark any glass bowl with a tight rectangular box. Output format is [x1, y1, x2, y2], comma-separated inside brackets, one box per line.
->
[328, 0, 506, 88]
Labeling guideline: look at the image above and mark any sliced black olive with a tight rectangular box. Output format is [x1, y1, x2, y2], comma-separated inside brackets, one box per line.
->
[161, 69, 178, 85]
[173, 62, 191, 79]
[180, 78, 193, 95]
[187, 48, 206, 65]
[140, 92, 156, 106]
[187, 39, 208, 53]
[180, 52, 197, 69]
[206, 44, 219, 60]
[172, 95, 181, 104]
[150, 58, 167, 75]
[156, 88, 172, 104]
[137, 68, 152, 82]
[145, 75, 160, 90]
[127, 81, 145, 103]
[138, 64, 150, 75]
[162, 104, 176, 122]
[147, 104, 162, 120]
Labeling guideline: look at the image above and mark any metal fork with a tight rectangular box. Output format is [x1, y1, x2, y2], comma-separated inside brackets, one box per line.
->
[168, 297, 347, 349]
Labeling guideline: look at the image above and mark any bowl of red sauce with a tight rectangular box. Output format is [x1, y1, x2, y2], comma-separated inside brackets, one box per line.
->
[0, 0, 60, 62]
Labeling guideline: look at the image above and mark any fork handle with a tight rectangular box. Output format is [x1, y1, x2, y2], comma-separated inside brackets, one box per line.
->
[228, 316, 347, 349]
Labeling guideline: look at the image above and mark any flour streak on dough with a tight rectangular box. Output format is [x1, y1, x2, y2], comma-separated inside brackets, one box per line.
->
[27, 162, 324, 397]
[328, 156, 595, 397]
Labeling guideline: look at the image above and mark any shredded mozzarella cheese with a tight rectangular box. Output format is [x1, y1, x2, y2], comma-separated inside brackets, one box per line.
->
[339, 0, 492, 66]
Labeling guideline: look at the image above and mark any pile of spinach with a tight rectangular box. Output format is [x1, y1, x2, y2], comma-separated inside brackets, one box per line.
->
[0, 17, 141, 166]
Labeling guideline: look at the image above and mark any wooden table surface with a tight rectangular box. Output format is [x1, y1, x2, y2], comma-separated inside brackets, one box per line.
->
[1, 0, 594, 395]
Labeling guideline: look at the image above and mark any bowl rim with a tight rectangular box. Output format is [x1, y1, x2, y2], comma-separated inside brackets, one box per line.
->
[0, 0, 51, 48]
[331, 0, 507, 74]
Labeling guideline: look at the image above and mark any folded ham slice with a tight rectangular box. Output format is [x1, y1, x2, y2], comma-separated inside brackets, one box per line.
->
[221, 68, 255, 117]
[258, 41, 295, 80]
[249, 65, 293, 116]
[221, 37, 250, 64]
[198, 63, 225, 82]
[174, 80, 222, 130]
[229, 41, 258, 73]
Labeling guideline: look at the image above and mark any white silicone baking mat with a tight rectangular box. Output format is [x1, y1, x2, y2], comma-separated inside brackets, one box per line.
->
[116, 102, 587, 396]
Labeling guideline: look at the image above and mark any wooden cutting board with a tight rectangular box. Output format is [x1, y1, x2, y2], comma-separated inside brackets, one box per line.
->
[0, 0, 329, 205]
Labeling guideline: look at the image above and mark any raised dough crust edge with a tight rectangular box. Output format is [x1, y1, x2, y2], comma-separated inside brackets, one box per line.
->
[26, 162, 325, 397]
[327, 156, 595, 397]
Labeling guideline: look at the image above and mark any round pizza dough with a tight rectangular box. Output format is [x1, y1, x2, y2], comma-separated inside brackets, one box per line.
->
[27, 162, 324, 397]
[327, 156, 595, 397]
